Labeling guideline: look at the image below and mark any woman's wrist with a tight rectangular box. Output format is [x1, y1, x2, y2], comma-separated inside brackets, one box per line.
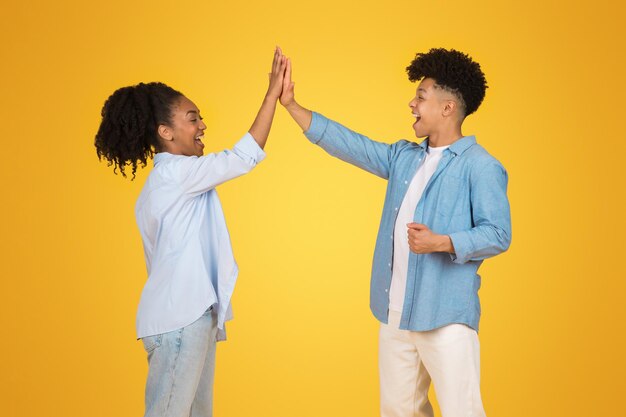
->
[265, 91, 280, 102]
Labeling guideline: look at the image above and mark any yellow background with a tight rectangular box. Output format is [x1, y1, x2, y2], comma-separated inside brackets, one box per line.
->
[1, 0, 625, 416]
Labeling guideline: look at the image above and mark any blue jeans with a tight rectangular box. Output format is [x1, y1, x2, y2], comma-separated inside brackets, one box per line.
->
[141, 308, 218, 417]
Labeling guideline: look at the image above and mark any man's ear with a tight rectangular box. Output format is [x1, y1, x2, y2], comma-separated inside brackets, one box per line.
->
[158, 124, 174, 142]
[442, 99, 457, 118]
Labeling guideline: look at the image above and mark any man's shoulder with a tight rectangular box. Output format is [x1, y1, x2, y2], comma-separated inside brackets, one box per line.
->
[463, 143, 505, 170]
[390, 139, 423, 154]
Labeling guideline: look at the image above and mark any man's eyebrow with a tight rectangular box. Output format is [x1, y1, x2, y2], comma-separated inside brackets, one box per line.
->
[418, 87, 427, 93]
[186, 110, 198, 115]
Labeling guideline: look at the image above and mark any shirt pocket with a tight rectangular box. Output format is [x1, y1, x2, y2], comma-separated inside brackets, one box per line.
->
[434, 175, 466, 217]
[141, 334, 163, 354]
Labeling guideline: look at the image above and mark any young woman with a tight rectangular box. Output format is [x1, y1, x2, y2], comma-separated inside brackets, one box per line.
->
[94, 48, 287, 417]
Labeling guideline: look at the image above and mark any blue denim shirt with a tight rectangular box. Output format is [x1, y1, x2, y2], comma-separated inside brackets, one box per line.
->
[305, 112, 511, 332]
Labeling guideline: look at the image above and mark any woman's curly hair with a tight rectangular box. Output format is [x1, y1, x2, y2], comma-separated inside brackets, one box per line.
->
[94, 82, 183, 179]
[406, 48, 487, 117]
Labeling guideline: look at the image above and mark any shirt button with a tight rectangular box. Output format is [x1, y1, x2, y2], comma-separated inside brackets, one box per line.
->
[404, 180, 408, 184]
[385, 289, 388, 293]
[388, 263, 391, 267]
[394, 207, 398, 211]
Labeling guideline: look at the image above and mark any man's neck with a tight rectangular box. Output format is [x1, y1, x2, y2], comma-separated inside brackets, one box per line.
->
[427, 125, 464, 148]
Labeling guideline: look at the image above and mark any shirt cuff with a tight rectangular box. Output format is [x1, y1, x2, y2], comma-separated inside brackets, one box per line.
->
[304, 112, 330, 144]
[237, 132, 267, 163]
[448, 231, 472, 264]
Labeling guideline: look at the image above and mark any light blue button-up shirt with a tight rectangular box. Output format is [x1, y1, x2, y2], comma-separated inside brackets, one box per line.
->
[135, 133, 266, 340]
[305, 112, 511, 332]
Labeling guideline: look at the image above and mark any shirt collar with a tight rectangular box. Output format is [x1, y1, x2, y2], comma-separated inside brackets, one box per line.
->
[153, 152, 175, 166]
[418, 135, 477, 156]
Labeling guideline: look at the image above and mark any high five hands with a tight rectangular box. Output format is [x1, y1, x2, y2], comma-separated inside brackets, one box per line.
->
[266, 46, 294, 106]
[267, 47, 287, 101]
[266, 47, 312, 131]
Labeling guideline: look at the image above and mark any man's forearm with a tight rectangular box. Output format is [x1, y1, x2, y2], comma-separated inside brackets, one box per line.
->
[285, 101, 312, 131]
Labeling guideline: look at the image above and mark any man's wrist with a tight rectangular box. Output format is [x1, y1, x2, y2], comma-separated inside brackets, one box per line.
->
[436, 234, 454, 253]
[285, 100, 299, 112]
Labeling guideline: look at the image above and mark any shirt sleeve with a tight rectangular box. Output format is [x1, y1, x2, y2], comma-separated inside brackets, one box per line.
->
[448, 160, 512, 264]
[177, 132, 266, 196]
[304, 112, 395, 179]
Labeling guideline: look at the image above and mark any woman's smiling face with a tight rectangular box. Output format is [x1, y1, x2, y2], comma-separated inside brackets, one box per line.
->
[159, 96, 207, 156]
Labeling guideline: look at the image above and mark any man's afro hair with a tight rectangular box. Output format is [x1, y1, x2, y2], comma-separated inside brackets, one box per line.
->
[406, 48, 487, 117]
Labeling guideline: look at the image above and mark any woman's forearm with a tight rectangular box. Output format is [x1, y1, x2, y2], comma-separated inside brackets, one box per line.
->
[248, 94, 279, 149]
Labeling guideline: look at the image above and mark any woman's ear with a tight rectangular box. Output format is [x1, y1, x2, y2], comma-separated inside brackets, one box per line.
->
[158, 124, 174, 142]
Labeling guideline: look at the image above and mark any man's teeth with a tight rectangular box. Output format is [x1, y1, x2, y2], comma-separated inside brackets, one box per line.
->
[412, 113, 420, 118]
[195, 135, 204, 140]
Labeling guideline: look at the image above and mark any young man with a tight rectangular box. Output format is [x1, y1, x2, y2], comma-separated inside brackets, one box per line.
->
[279, 48, 511, 417]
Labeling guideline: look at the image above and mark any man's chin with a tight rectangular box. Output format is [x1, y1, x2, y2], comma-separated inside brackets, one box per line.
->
[413, 125, 426, 139]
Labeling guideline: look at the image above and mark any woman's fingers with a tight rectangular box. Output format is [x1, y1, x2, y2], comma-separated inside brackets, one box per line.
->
[271, 49, 275, 72]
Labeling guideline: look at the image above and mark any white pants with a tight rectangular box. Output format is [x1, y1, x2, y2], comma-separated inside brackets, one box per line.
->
[379, 310, 486, 417]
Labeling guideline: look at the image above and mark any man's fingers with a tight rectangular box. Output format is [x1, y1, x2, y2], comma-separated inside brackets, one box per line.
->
[407, 223, 428, 230]
[283, 60, 291, 90]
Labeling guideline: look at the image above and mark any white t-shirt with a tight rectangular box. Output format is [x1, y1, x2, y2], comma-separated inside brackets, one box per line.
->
[389, 144, 450, 312]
